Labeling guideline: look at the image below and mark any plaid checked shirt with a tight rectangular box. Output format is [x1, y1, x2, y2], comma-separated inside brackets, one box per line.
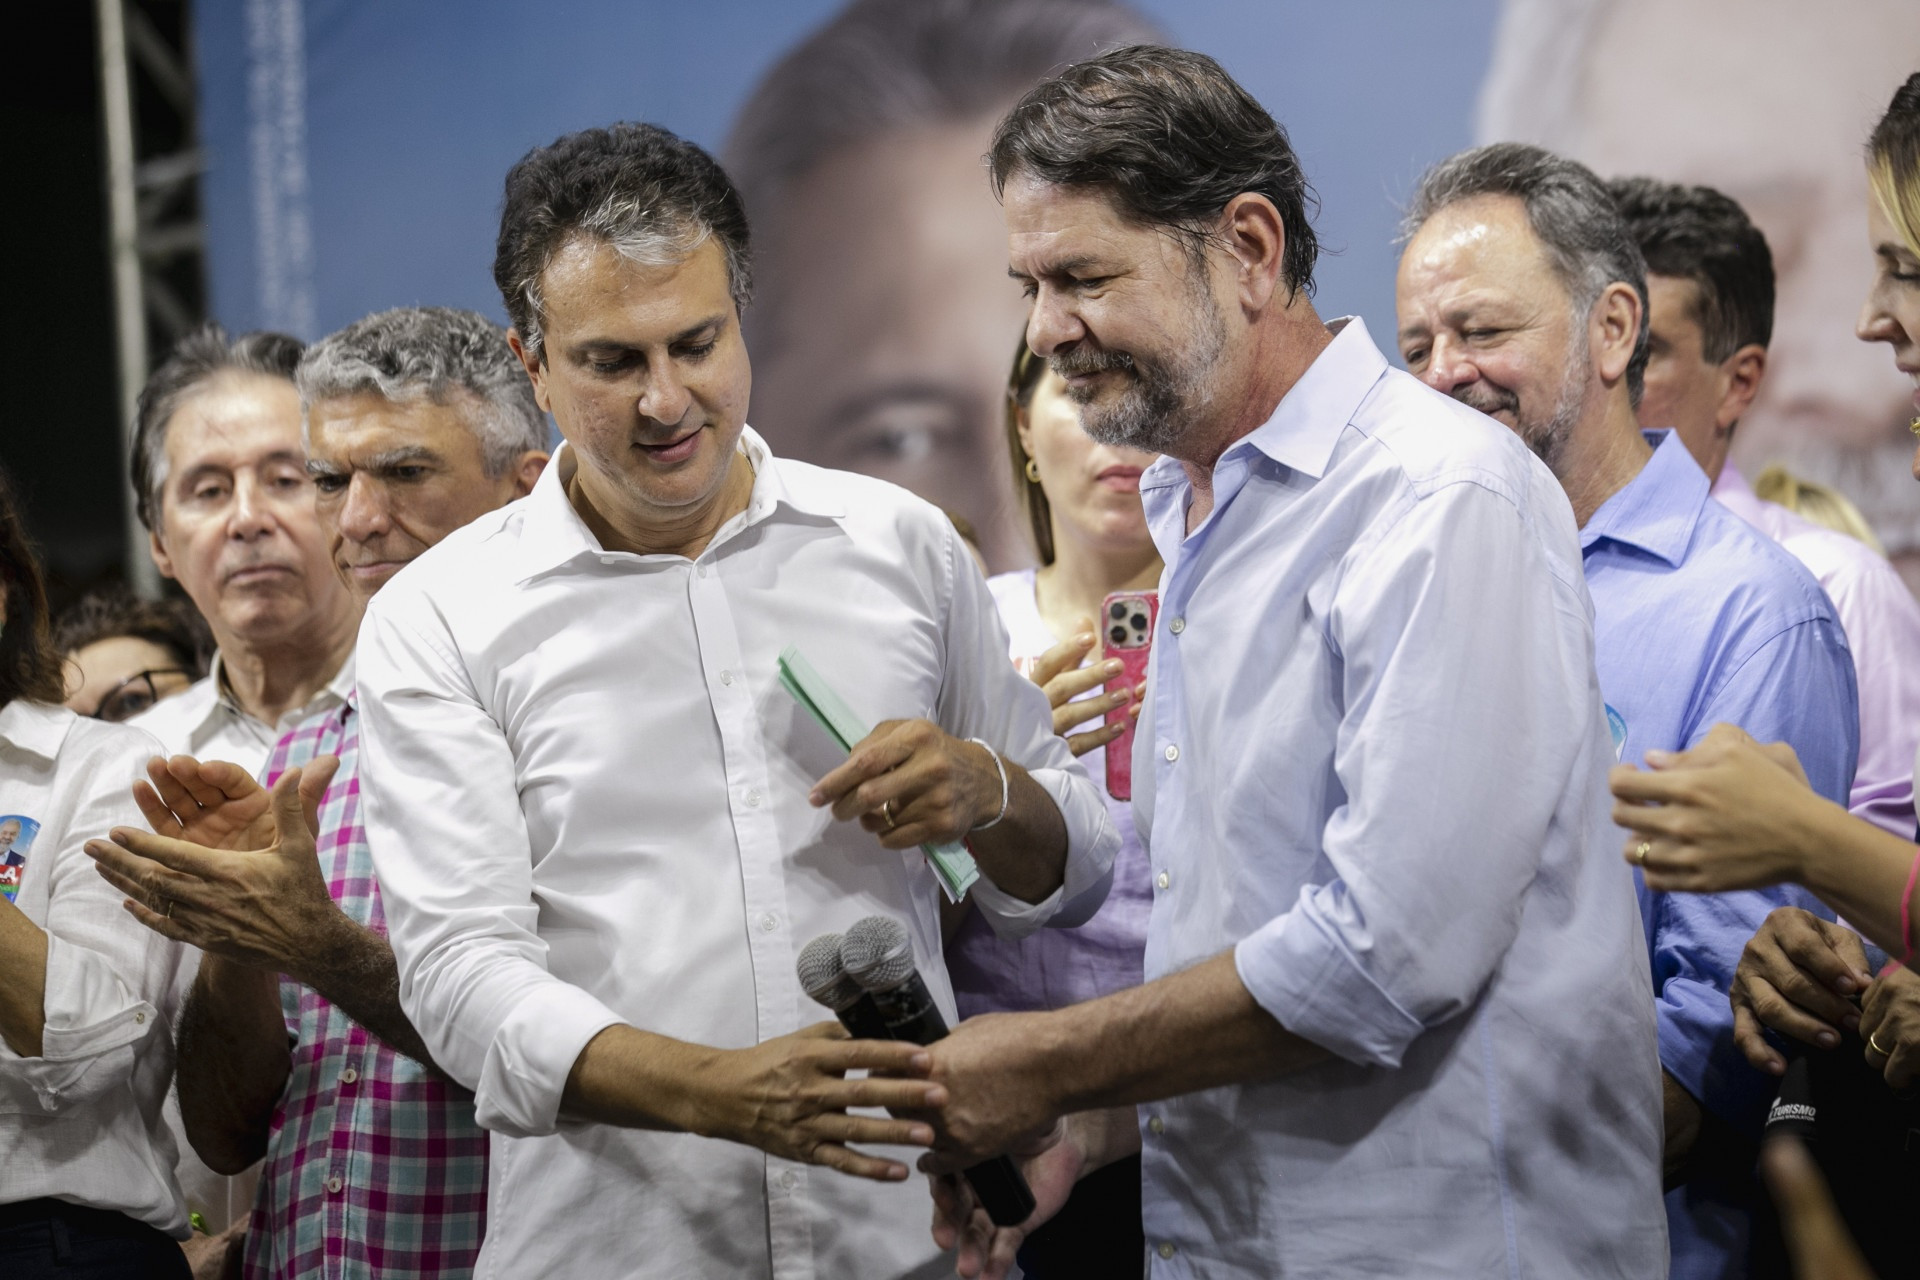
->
[243, 698, 488, 1279]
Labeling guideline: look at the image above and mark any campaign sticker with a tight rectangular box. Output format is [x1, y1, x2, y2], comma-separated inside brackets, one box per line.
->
[1604, 705, 1628, 762]
[0, 814, 42, 904]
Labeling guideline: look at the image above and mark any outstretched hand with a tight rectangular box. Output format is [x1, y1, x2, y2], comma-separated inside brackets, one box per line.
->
[133, 754, 331, 852]
[1610, 723, 1820, 893]
[86, 759, 345, 977]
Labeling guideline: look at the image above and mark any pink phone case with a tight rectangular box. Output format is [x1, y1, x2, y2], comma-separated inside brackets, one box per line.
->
[1100, 590, 1157, 801]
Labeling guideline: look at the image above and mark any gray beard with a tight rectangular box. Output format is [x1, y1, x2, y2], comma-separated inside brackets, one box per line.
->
[1052, 294, 1227, 456]
[1448, 340, 1592, 476]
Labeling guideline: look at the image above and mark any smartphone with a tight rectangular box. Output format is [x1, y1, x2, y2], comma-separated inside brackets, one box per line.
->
[1100, 590, 1157, 801]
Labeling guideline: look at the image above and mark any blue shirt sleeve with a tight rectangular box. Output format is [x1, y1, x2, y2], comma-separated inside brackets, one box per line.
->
[1652, 615, 1858, 1132]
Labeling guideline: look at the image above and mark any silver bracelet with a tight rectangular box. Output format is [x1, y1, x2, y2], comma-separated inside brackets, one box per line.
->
[966, 737, 1010, 831]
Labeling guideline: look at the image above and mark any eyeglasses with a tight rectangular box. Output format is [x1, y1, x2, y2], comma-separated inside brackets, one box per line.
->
[88, 668, 192, 723]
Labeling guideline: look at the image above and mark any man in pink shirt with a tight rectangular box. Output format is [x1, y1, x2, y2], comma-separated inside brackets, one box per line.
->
[1611, 175, 1920, 837]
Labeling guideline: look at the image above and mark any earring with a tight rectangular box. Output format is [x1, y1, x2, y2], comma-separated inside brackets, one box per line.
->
[1025, 458, 1042, 483]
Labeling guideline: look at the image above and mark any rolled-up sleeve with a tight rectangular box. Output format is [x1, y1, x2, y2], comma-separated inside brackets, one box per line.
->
[932, 528, 1118, 938]
[1235, 482, 1594, 1068]
[0, 728, 178, 1114]
[357, 593, 623, 1138]
[1655, 618, 1857, 1128]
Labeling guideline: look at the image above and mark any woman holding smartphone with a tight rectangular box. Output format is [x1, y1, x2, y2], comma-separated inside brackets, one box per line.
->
[942, 341, 1161, 1278]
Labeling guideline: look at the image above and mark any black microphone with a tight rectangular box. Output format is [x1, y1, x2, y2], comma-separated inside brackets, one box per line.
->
[1764, 1048, 1818, 1145]
[796, 932, 894, 1041]
[840, 915, 1037, 1228]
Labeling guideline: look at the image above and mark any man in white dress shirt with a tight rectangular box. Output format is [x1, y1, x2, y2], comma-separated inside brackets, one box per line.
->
[128, 326, 362, 772]
[918, 46, 1664, 1278]
[353, 123, 1117, 1278]
[124, 323, 363, 1266]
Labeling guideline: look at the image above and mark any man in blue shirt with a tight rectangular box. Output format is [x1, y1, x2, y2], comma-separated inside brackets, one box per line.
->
[915, 47, 1664, 1279]
[1397, 141, 1860, 1280]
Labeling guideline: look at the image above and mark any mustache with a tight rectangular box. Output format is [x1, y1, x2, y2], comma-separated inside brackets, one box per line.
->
[1448, 382, 1519, 417]
[1049, 346, 1136, 379]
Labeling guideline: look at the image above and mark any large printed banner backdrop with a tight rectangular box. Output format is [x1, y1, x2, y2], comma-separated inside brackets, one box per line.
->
[195, 0, 1920, 574]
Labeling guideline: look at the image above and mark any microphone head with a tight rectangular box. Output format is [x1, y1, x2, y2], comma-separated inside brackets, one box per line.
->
[797, 933, 867, 1013]
[841, 915, 916, 991]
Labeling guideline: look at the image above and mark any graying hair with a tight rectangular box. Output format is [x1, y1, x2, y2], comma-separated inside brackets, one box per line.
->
[1402, 141, 1650, 405]
[295, 307, 546, 475]
[132, 324, 305, 530]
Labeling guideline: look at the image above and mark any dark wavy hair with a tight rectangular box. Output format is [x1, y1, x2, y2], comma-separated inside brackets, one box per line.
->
[494, 123, 752, 361]
[1003, 339, 1056, 565]
[1608, 177, 1774, 363]
[989, 45, 1319, 299]
[53, 587, 212, 679]
[0, 468, 68, 710]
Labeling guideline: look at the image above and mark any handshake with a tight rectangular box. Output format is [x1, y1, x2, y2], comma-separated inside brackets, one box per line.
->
[797, 917, 1036, 1226]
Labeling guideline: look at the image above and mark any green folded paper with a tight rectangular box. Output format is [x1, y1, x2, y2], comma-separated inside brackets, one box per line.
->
[778, 644, 980, 903]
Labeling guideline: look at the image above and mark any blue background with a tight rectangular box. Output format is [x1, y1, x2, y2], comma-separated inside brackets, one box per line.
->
[193, 0, 1501, 353]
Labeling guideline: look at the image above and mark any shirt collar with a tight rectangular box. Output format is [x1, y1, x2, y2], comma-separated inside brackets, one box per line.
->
[204, 648, 356, 724]
[0, 698, 75, 763]
[1139, 315, 1385, 499]
[512, 427, 838, 584]
[1580, 429, 1708, 567]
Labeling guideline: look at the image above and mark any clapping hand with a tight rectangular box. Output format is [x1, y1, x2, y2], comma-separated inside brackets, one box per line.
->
[85, 757, 343, 976]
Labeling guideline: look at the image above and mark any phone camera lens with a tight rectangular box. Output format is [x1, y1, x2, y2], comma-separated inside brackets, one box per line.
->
[1131, 613, 1148, 631]
[1109, 626, 1128, 645]
[1109, 602, 1128, 619]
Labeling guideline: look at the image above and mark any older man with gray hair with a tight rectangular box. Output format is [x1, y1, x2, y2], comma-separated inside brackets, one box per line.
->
[1396, 143, 1859, 1279]
[88, 306, 547, 1280]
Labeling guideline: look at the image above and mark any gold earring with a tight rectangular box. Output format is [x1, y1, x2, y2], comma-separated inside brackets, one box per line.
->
[1025, 458, 1042, 483]
[1910, 416, 1920, 436]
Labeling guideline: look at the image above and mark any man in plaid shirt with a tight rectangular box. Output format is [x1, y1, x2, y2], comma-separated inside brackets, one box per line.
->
[90, 307, 548, 1277]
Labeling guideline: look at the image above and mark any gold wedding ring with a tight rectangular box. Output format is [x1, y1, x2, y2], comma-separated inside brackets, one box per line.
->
[882, 799, 897, 829]
[1632, 841, 1652, 866]
[1869, 1030, 1892, 1057]
[163, 898, 176, 920]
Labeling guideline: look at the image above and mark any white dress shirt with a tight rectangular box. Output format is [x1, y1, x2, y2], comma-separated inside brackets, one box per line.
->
[355, 430, 1116, 1280]
[1132, 319, 1666, 1276]
[131, 649, 355, 773]
[0, 699, 191, 1237]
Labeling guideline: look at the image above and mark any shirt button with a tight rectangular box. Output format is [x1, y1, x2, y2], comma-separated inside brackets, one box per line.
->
[760, 912, 779, 932]
[746, 789, 763, 808]
[1163, 744, 1179, 762]
[339, 1067, 358, 1085]
[1155, 871, 1170, 891]
[326, 1176, 344, 1195]
[1157, 1242, 1176, 1259]
[720, 670, 734, 686]
[1169, 617, 1185, 635]
[1147, 1115, 1165, 1135]
[780, 1170, 799, 1191]
[133, 1011, 146, 1025]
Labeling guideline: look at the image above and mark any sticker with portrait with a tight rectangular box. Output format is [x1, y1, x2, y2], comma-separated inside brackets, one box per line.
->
[0, 814, 43, 903]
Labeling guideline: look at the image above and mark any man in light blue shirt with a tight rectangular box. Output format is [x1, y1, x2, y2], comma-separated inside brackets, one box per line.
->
[1398, 142, 1859, 1280]
[916, 47, 1664, 1279]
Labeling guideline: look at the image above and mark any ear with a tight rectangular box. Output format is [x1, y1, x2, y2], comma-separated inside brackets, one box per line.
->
[1713, 344, 1768, 434]
[1591, 282, 1643, 389]
[511, 450, 549, 498]
[1013, 397, 1038, 463]
[506, 328, 553, 415]
[147, 525, 178, 583]
[1219, 192, 1287, 313]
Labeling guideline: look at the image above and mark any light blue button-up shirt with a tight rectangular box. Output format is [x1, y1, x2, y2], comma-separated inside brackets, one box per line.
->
[1583, 429, 1859, 1280]
[1132, 318, 1665, 1277]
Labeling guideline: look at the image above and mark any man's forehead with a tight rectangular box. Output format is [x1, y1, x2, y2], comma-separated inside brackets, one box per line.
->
[1004, 177, 1137, 264]
[540, 234, 732, 337]
[167, 388, 303, 469]
[308, 394, 476, 461]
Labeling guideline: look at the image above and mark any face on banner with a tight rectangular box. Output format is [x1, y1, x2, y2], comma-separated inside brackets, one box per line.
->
[0, 814, 42, 903]
[745, 119, 1032, 572]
